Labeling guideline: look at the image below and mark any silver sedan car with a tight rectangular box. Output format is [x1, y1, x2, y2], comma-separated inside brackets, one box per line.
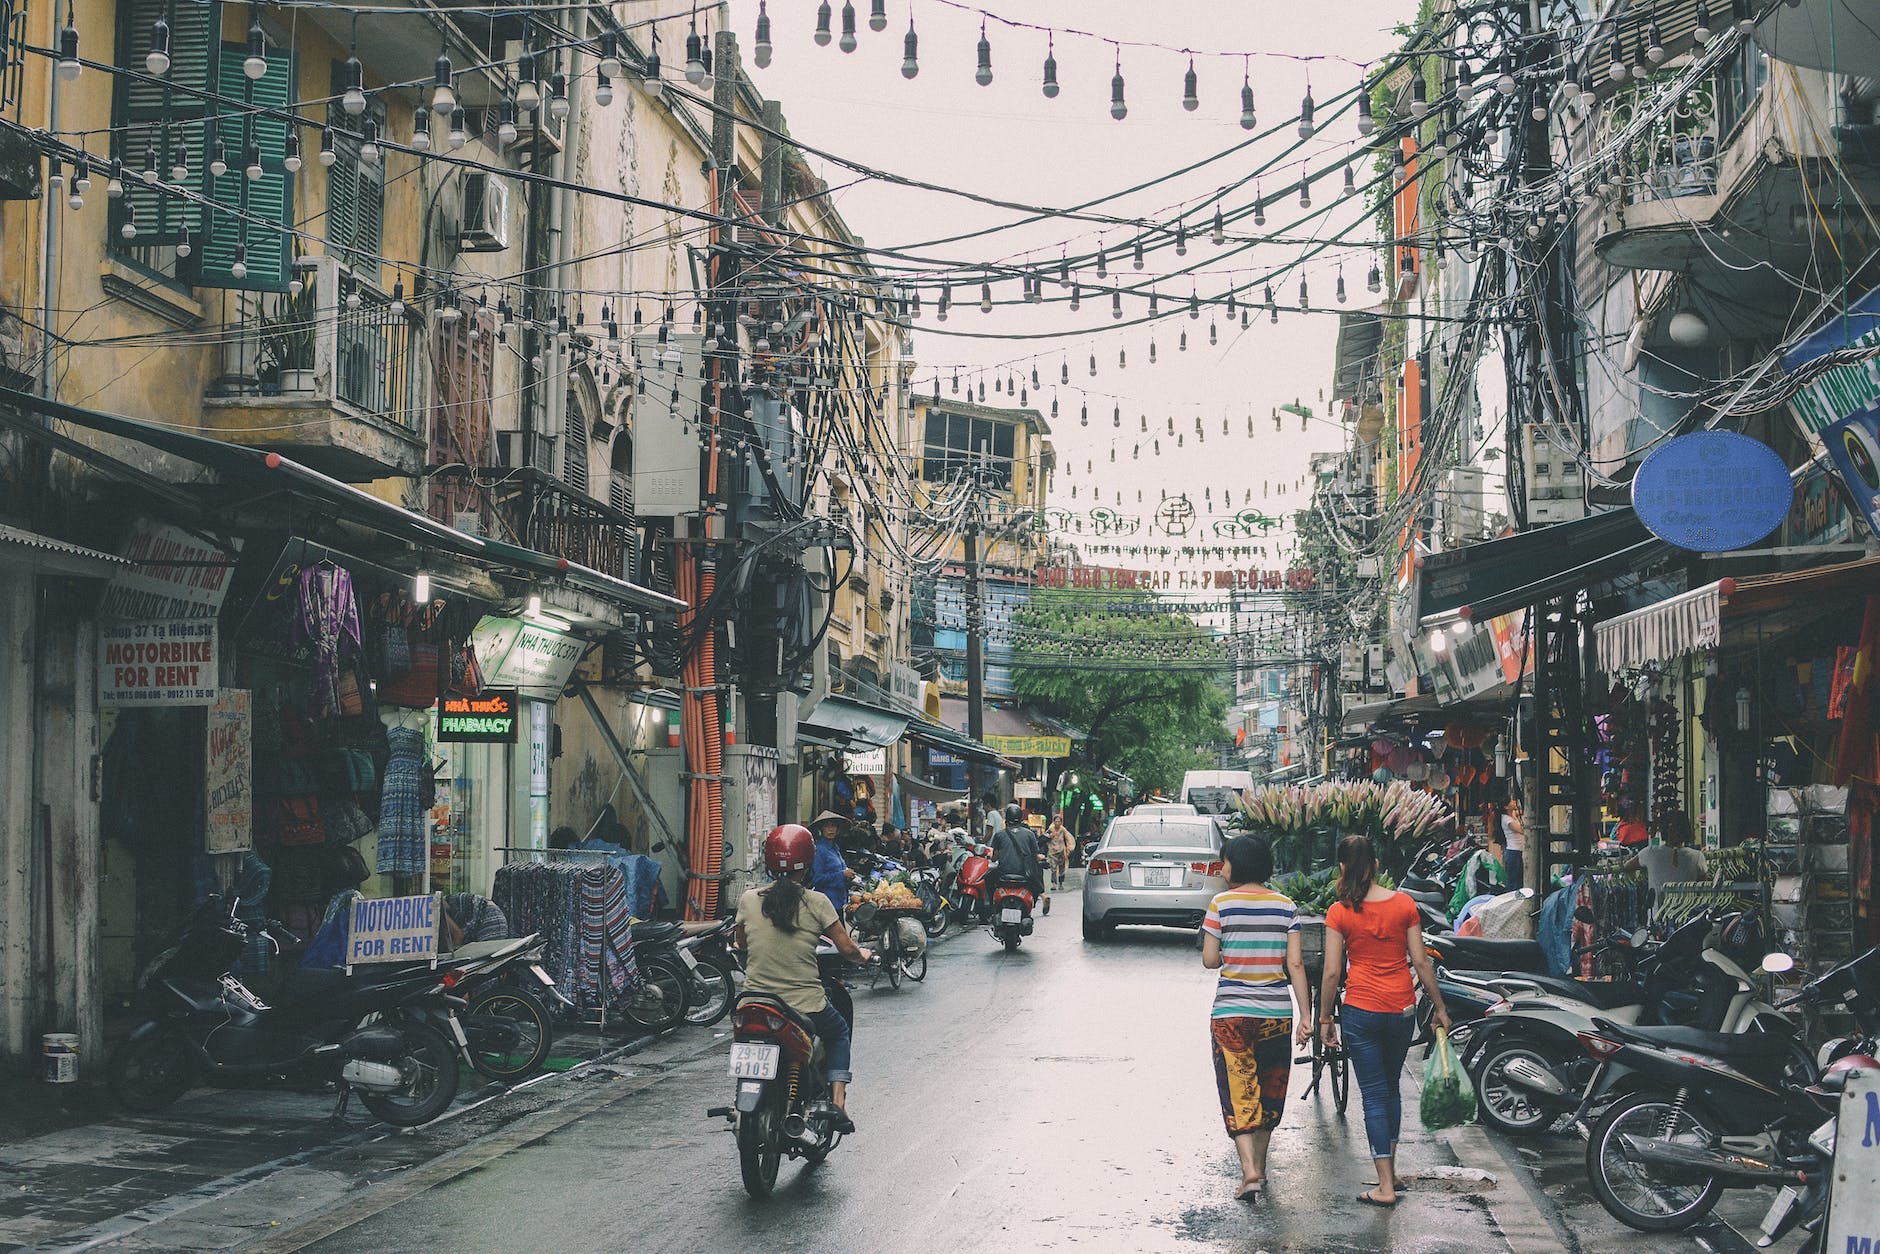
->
[1081, 814, 1226, 940]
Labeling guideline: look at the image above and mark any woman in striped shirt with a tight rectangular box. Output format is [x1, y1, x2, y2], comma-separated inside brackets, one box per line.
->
[1201, 834, 1312, 1203]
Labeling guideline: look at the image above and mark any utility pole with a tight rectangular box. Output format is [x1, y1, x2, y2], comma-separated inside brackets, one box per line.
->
[963, 501, 986, 836]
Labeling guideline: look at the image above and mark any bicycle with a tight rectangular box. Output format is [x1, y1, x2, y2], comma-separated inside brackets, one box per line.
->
[1301, 992, 1351, 1114]
[851, 904, 926, 988]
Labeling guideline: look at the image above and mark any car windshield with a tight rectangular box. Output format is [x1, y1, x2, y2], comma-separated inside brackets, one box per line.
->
[1103, 819, 1219, 849]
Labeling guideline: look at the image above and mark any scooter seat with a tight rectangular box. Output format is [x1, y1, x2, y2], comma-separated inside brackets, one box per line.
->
[1403, 887, 1450, 908]
[735, 992, 821, 1041]
[631, 921, 682, 943]
[995, 872, 1034, 887]
[1596, 1018, 1793, 1062]
[1510, 975, 1640, 1010]
[1431, 936, 1546, 971]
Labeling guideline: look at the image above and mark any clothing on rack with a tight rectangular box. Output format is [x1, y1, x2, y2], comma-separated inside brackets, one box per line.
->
[493, 862, 642, 1008]
[1574, 872, 1650, 978]
[377, 725, 429, 875]
[1538, 883, 1577, 977]
[557, 839, 664, 918]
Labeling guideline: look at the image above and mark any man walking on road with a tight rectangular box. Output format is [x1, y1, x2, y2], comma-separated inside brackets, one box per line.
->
[1046, 812, 1075, 889]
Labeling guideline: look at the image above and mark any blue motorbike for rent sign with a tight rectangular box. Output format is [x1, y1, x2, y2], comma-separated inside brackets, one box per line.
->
[1826, 1069, 1880, 1254]
[345, 894, 442, 966]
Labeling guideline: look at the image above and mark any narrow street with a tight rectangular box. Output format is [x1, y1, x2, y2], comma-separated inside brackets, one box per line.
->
[288, 891, 1500, 1254]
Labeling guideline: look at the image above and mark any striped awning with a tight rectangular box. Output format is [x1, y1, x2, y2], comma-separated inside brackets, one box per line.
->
[1595, 581, 1724, 673]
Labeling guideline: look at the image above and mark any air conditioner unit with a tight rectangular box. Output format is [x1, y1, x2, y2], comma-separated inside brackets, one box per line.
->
[460, 174, 511, 252]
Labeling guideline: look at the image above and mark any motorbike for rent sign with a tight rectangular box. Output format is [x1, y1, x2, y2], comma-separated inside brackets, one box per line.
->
[204, 689, 252, 853]
[99, 619, 218, 705]
[1827, 1069, 1880, 1254]
[346, 894, 442, 966]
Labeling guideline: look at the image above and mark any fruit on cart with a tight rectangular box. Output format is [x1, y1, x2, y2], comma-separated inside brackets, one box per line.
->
[849, 881, 924, 911]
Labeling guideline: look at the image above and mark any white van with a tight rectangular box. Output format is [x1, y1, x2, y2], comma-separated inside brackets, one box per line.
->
[1180, 770, 1255, 816]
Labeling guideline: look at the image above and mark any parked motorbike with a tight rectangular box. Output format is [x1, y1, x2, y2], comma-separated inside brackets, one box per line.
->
[990, 874, 1037, 952]
[1573, 947, 1880, 1233]
[622, 921, 698, 1032]
[1459, 909, 1787, 1135]
[908, 864, 953, 938]
[453, 934, 571, 1082]
[708, 943, 859, 1198]
[107, 895, 466, 1126]
[677, 919, 739, 1027]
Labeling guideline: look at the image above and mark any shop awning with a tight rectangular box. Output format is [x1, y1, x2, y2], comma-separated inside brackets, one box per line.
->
[1595, 580, 1724, 673]
[0, 386, 683, 616]
[0, 523, 130, 580]
[904, 719, 1018, 770]
[1420, 508, 1657, 627]
[799, 695, 908, 750]
[896, 772, 968, 804]
[1722, 555, 1880, 647]
[1342, 694, 1442, 732]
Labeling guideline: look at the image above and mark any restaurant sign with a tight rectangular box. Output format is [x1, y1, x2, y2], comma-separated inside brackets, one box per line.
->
[983, 734, 1071, 759]
[1631, 432, 1791, 552]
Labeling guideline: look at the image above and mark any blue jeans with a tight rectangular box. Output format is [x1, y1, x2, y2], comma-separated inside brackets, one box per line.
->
[1505, 849, 1524, 894]
[1343, 1004, 1415, 1159]
[809, 1004, 853, 1084]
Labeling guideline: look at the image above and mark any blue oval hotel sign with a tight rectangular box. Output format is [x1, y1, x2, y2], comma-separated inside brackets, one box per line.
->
[1631, 432, 1791, 552]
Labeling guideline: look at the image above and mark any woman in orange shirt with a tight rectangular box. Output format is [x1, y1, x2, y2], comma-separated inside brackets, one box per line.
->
[1319, 835, 1449, 1208]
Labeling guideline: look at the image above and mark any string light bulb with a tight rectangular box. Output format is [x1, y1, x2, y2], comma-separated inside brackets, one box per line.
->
[340, 54, 367, 114]
[515, 52, 540, 109]
[432, 44, 456, 113]
[975, 22, 992, 86]
[359, 118, 380, 164]
[230, 242, 248, 280]
[869, 0, 887, 33]
[1297, 85, 1315, 137]
[900, 15, 918, 77]
[979, 282, 992, 313]
[1042, 33, 1058, 98]
[411, 107, 432, 151]
[595, 72, 613, 106]
[448, 106, 468, 148]
[243, 9, 267, 80]
[283, 129, 300, 172]
[119, 202, 137, 238]
[839, 1, 857, 53]
[57, 3, 81, 80]
[498, 99, 518, 144]
[548, 71, 569, 120]
[1110, 50, 1127, 120]
[145, 15, 170, 75]
[1693, 0, 1713, 43]
[752, 1, 773, 67]
[243, 142, 262, 181]
[813, 2, 832, 47]
[170, 142, 189, 182]
[1182, 57, 1199, 111]
[1343, 163, 1356, 196]
[1240, 72, 1256, 129]
[1211, 205, 1225, 245]
[319, 129, 336, 166]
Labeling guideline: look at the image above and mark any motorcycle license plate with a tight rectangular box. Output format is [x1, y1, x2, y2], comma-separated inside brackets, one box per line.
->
[1000, 907, 1022, 924]
[728, 1042, 780, 1080]
[677, 947, 699, 971]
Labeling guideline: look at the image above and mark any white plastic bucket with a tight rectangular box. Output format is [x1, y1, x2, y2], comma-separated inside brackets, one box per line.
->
[41, 1033, 79, 1084]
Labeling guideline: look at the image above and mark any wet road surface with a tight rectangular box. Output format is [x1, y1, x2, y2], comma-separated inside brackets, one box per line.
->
[298, 882, 1507, 1254]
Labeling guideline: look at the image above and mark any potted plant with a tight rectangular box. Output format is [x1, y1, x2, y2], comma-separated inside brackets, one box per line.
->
[259, 280, 318, 393]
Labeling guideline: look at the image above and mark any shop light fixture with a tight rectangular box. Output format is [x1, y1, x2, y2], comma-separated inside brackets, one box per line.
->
[527, 592, 543, 617]
[414, 572, 431, 603]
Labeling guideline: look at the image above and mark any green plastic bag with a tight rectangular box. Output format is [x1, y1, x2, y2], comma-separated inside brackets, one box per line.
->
[1420, 1028, 1477, 1130]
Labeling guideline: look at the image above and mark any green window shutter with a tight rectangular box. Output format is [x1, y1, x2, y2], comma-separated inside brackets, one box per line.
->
[111, 0, 218, 247]
[323, 64, 383, 280]
[196, 41, 295, 292]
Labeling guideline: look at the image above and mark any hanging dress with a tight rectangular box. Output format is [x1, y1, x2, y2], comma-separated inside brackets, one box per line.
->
[377, 726, 428, 875]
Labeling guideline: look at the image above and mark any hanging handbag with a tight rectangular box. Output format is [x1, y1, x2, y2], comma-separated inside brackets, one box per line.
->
[378, 642, 442, 708]
[277, 795, 324, 847]
[336, 668, 365, 718]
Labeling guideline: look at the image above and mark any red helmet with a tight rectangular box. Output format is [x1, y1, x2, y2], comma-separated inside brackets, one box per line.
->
[764, 824, 815, 875]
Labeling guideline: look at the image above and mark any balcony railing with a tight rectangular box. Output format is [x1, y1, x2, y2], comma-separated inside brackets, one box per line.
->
[431, 468, 640, 583]
[1602, 73, 1721, 207]
[214, 255, 421, 435]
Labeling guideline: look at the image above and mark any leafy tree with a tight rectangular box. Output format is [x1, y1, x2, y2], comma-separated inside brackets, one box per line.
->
[1009, 590, 1230, 796]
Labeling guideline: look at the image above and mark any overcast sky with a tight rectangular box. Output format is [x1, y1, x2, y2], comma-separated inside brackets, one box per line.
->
[732, 0, 1417, 571]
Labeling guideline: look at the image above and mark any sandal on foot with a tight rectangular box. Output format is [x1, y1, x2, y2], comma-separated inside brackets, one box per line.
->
[1236, 1180, 1262, 1203]
[1356, 1191, 1397, 1208]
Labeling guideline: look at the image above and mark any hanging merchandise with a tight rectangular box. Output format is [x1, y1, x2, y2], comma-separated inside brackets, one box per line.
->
[377, 723, 431, 876]
[297, 561, 361, 730]
[493, 861, 644, 1008]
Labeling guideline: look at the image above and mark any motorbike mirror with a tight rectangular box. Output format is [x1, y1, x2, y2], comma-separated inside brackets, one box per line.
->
[1518, 886, 1535, 898]
[1573, 905, 1597, 925]
[1761, 952, 1795, 975]
[1631, 928, 1650, 949]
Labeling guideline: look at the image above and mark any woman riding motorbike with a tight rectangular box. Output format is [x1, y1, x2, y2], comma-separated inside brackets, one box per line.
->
[735, 824, 875, 1132]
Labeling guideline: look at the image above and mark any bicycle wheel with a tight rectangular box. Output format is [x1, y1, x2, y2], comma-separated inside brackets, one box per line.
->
[1330, 1041, 1351, 1114]
[882, 925, 902, 990]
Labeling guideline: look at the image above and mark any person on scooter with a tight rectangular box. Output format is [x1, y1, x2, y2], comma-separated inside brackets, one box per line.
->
[991, 803, 1046, 910]
[735, 824, 874, 1132]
